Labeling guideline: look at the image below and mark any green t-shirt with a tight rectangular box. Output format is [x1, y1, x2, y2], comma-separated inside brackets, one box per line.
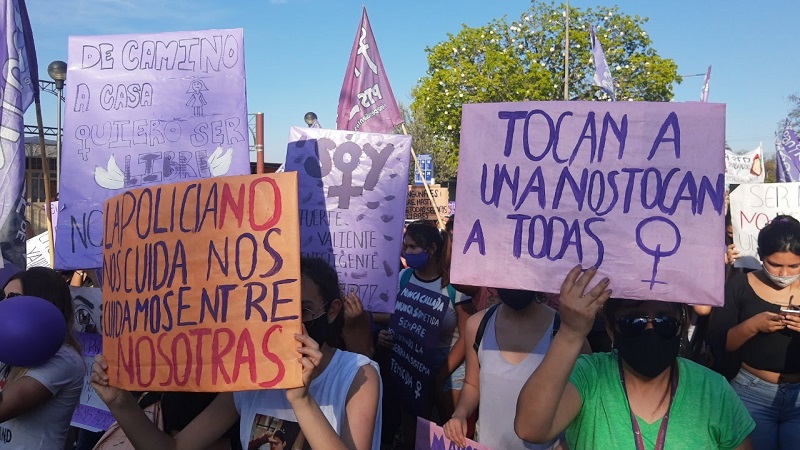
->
[566, 353, 754, 450]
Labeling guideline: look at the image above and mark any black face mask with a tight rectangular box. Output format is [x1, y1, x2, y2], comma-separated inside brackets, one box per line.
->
[304, 313, 332, 346]
[497, 288, 541, 310]
[615, 328, 680, 378]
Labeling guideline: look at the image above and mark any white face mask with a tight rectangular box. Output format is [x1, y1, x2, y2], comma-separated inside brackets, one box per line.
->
[763, 264, 800, 288]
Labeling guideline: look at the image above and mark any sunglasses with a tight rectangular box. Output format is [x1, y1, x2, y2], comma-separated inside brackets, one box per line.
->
[615, 314, 680, 339]
[0, 292, 21, 301]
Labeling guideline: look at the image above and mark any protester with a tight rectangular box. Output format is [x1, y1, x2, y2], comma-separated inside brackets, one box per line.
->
[0, 267, 85, 449]
[90, 257, 382, 450]
[514, 265, 754, 449]
[377, 221, 474, 447]
[444, 288, 584, 449]
[711, 215, 800, 449]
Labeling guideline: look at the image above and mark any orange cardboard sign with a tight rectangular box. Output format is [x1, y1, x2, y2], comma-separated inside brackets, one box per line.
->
[101, 173, 302, 391]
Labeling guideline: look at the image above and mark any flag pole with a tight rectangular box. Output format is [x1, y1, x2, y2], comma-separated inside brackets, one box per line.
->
[563, 0, 570, 101]
[33, 97, 56, 268]
[401, 123, 445, 229]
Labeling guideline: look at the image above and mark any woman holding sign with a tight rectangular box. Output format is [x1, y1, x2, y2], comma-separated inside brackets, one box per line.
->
[91, 257, 382, 450]
[514, 266, 754, 449]
[712, 215, 800, 450]
[0, 267, 85, 450]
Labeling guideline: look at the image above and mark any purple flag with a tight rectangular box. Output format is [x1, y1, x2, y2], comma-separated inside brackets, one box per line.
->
[0, 0, 39, 269]
[336, 7, 404, 133]
[55, 29, 251, 269]
[590, 25, 615, 101]
[701, 65, 712, 102]
[285, 127, 411, 313]
[777, 120, 800, 182]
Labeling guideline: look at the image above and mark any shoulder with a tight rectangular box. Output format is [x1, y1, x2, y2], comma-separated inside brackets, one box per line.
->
[572, 352, 615, 380]
[29, 345, 84, 378]
[726, 272, 752, 294]
[677, 357, 728, 385]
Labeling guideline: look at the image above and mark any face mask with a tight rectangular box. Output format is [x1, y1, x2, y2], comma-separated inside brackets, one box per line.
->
[615, 328, 680, 378]
[497, 289, 543, 310]
[762, 264, 800, 288]
[405, 251, 430, 270]
[304, 313, 331, 346]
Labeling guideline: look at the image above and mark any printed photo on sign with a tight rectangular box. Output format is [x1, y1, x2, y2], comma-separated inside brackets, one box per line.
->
[248, 414, 307, 450]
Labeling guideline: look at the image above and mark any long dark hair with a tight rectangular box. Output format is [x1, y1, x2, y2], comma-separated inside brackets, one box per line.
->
[6, 267, 80, 352]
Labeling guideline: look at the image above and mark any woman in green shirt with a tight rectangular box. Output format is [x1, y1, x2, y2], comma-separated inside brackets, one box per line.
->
[514, 265, 754, 450]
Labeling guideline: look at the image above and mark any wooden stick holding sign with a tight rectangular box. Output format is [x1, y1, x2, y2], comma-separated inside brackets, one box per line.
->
[101, 173, 303, 391]
[401, 123, 445, 229]
[33, 98, 56, 268]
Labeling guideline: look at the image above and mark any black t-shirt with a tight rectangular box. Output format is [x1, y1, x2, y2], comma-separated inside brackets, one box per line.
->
[712, 273, 800, 373]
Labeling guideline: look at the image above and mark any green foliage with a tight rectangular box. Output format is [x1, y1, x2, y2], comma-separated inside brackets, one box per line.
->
[410, 1, 682, 177]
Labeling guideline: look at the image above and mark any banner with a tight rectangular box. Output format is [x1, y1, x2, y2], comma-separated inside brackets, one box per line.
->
[452, 101, 726, 306]
[0, 0, 39, 269]
[729, 182, 800, 270]
[590, 25, 615, 101]
[406, 185, 449, 221]
[415, 417, 493, 450]
[414, 154, 433, 185]
[285, 127, 411, 313]
[388, 282, 449, 416]
[336, 7, 404, 133]
[102, 173, 302, 391]
[701, 65, 711, 102]
[776, 143, 799, 182]
[777, 121, 800, 182]
[725, 145, 764, 184]
[56, 29, 251, 270]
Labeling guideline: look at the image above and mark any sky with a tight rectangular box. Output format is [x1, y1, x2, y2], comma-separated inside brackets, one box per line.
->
[23, 0, 800, 163]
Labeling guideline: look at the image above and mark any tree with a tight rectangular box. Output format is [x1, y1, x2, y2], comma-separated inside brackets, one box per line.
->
[410, 1, 682, 176]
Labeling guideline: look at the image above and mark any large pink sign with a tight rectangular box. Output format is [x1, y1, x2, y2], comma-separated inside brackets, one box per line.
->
[452, 101, 725, 306]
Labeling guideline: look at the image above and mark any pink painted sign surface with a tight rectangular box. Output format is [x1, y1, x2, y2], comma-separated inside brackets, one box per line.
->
[451, 101, 726, 306]
[415, 417, 493, 450]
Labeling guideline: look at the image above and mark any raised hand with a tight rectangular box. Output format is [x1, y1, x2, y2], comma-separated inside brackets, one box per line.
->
[342, 290, 365, 326]
[286, 331, 323, 404]
[558, 265, 611, 338]
[90, 354, 130, 407]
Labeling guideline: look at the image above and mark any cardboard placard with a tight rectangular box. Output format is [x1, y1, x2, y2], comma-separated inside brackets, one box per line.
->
[406, 185, 450, 221]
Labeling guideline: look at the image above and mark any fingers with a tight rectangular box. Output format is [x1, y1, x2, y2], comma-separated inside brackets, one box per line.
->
[294, 332, 320, 350]
[443, 418, 467, 447]
[560, 264, 584, 296]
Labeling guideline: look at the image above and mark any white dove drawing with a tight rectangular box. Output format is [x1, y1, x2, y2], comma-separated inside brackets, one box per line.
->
[94, 154, 125, 189]
[207, 146, 233, 176]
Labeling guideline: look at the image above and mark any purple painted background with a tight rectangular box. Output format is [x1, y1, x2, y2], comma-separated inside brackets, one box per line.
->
[452, 101, 726, 306]
[285, 127, 411, 313]
[55, 29, 251, 269]
[0, 0, 38, 269]
[336, 7, 404, 133]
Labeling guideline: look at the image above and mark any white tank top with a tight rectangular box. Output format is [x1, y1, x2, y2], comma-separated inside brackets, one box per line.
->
[233, 350, 382, 450]
[478, 313, 559, 450]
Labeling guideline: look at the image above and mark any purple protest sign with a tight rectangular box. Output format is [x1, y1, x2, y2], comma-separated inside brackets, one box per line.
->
[70, 332, 114, 432]
[452, 101, 726, 306]
[415, 417, 493, 450]
[55, 29, 251, 269]
[336, 7, 404, 133]
[777, 121, 800, 183]
[0, 0, 39, 269]
[387, 281, 449, 416]
[285, 127, 411, 312]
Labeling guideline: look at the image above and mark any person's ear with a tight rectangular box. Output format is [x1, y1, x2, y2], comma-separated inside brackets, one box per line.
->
[327, 298, 343, 323]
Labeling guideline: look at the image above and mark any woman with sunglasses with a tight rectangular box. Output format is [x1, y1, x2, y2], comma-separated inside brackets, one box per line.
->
[514, 265, 754, 450]
[711, 215, 800, 450]
[0, 267, 85, 449]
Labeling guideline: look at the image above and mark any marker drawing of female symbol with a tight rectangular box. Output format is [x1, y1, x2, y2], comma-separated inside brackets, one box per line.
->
[635, 216, 682, 290]
[186, 78, 208, 116]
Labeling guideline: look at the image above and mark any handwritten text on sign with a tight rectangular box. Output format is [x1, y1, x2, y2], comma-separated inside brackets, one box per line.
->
[102, 173, 302, 391]
[729, 182, 800, 270]
[285, 127, 411, 313]
[406, 185, 450, 221]
[452, 102, 726, 306]
[56, 29, 251, 270]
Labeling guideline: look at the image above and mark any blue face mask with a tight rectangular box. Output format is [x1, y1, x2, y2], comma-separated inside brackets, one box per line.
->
[405, 251, 430, 269]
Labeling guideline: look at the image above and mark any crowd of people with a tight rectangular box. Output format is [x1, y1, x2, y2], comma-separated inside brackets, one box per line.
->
[3, 211, 800, 450]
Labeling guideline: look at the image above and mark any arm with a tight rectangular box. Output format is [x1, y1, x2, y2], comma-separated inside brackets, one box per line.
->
[443, 311, 483, 447]
[514, 266, 610, 443]
[726, 312, 785, 351]
[341, 291, 374, 358]
[91, 355, 238, 450]
[0, 375, 54, 422]
[288, 335, 380, 450]
[437, 301, 475, 384]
